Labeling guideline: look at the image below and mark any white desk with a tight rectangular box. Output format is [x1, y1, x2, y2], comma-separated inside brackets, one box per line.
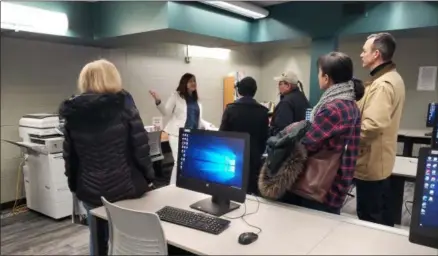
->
[393, 156, 418, 178]
[391, 156, 418, 225]
[90, 186, 435, 255]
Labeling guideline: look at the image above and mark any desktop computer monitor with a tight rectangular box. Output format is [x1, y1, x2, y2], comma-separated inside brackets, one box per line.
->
[305, 108, 312, 121]
[176, 128, 250, 217]
[409, 147, 438, 249]
[432, 109, 438, 149]
[426, 103, 437, 128]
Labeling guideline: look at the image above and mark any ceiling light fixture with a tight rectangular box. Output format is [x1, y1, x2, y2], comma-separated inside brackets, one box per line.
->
[201, 1, 269, 19]
[1, 2, 69, 35]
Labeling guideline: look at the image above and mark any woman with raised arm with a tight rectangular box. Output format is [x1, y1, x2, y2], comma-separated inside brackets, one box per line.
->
[149, 73, 214, 185]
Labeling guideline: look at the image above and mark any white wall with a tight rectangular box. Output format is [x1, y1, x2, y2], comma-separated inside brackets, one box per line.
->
[259, 45, 311, 103]
[106, 44, 261, 128]
[0, 37, 261, 203]
[1, 37, 103, 204]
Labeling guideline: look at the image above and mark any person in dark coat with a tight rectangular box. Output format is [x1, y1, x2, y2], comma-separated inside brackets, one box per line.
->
[59, 59, 154, 256]
[270, 70, 311, 136]
[219, 77, 269, 195]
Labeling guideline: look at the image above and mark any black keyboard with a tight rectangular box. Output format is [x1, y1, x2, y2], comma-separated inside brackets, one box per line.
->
[156, 206, 230, 235]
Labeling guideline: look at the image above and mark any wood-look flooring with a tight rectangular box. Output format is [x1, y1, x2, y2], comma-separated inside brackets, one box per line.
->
[1, 210, 89, 255]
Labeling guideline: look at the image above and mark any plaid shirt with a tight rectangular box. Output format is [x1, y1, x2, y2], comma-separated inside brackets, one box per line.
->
[302, 99, 361, 208]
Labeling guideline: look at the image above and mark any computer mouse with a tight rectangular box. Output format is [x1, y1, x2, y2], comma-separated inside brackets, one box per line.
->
[238, 232, 258, 245]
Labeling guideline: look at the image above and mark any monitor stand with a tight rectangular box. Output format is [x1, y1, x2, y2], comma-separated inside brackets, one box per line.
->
[190, 196, 240, 217]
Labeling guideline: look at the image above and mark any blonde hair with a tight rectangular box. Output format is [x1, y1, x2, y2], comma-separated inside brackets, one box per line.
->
[78, 59, 122, 94]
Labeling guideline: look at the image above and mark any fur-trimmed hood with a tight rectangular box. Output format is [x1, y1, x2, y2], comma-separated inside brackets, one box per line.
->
[258, 121, 310, 199]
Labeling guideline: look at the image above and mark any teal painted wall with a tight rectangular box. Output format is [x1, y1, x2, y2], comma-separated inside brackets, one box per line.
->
[251, 1, 438, 105]
[167, 2, 252, 43]
[7, 1, 438, 46]
[340, 2, 438, 35]
[251, 2, 344, 43]
[308, 38, 339, 107]
[93, 1, 168, 39]
[252, 1, 438, 43]
[14, 1, 93, 39]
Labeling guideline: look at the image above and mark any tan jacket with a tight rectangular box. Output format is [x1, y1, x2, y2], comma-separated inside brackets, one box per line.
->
[355, 64, 406, 181]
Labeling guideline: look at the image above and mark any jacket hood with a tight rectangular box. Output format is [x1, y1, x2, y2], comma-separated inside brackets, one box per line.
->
[258, 143, 307, 200]
[59, 92, 127, 127]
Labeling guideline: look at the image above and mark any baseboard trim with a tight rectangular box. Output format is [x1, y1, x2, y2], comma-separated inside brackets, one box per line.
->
[0, 198, 26, 211]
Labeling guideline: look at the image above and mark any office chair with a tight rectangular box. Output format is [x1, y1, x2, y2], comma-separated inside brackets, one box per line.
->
[101, 197, 168, 255]
[147, 131, 164, 162]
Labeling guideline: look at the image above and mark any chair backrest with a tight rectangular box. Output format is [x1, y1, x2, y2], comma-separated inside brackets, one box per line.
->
[101, 197, 167, 255]
[147, 130, 164, 161]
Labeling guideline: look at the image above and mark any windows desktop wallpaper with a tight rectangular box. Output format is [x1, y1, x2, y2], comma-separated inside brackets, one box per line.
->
[179, 133, 245, 189]
[420, 155, 438, 228]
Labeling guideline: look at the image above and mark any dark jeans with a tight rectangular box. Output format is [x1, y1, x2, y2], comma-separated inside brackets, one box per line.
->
[84, 203, 109, 256]
[355, 177, 394, 227]
[280, 193, 341, 215]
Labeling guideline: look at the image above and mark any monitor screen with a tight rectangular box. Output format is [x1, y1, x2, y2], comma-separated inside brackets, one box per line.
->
[305, 108, 312, 121]
[433, 126, 438, 149]
[426, 103, 437, 128]
[179, 130, 245, 189]
[420, 155, 438, 228]
[409, 147, 438, 249]
[176, 128, 250, 216]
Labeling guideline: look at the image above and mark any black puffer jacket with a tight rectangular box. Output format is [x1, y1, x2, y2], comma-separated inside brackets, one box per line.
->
[59, 91, 154, 207]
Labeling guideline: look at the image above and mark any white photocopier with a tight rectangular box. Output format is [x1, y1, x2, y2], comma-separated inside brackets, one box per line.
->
[13, 113, 72, 219]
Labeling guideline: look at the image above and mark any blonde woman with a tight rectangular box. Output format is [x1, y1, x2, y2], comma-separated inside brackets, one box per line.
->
[149, 73, 214, 185]
[59, 59, 154, 255]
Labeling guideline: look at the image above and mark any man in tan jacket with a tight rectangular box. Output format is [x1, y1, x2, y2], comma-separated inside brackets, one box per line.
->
[355, 32, 406, 227]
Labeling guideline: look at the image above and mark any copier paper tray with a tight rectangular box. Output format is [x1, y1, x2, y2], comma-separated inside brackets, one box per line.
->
[2, 140, 47, 155]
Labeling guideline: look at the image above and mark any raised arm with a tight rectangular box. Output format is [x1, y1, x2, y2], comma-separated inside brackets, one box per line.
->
[155, 92, 177, 117]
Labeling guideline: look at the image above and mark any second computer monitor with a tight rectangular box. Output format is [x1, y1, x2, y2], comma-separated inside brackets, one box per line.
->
[409, 147, 438, 249]
[426, 103, 437, 128]
[305, 108, 312, 121]
[176, 128, 250, 217]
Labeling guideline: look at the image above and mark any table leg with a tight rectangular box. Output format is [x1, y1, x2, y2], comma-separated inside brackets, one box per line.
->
[390, 176, 405, 226]
[168, 244, 195, 255]
[402, 139, 414, 157]
[153, 160, 163, 178]
[90, 215, 108, 256]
